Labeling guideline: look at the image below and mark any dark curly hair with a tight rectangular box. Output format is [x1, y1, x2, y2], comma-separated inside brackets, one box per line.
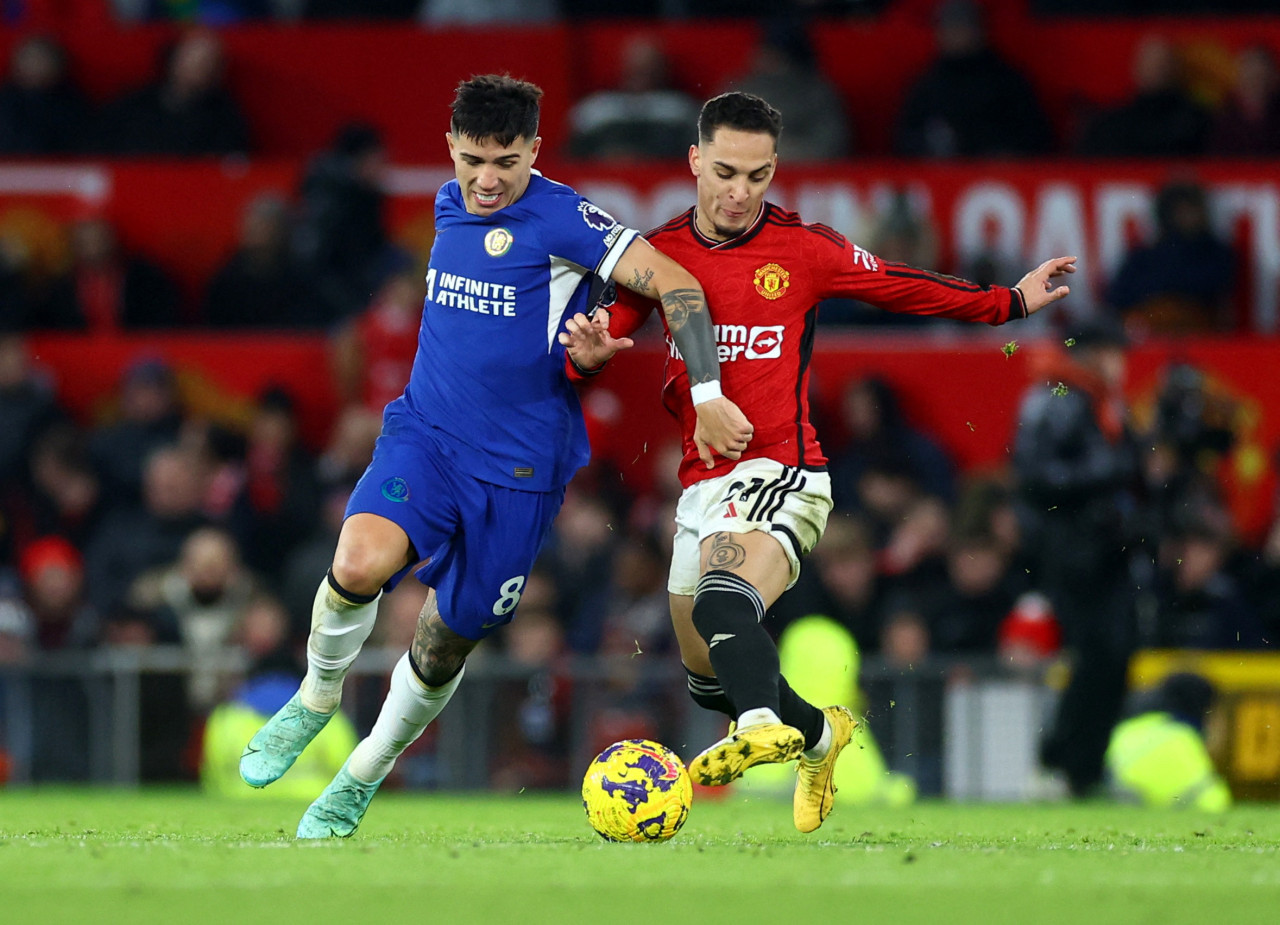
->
[450, 74, 542, 147]
[697, 91, 783, 145]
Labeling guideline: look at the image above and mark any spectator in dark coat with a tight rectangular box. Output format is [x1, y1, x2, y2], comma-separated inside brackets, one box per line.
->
[1106, 180, 1235, 334]
[88, 358, 185, 511]
[894, 0, 1051, 158]
[925, 531, 1026, 653]
[1076, 35, 1210, 157]
[1209, 45, 1280, 158]
[204, 193, 314, 327]
[83, 444, 209, 616]
[829, 376, 957, 508]
[1149, 507, 1263, 650]
[225, 387, 320, 579]
[724, 19, 850, 162]
[292, 123, 404, 323]
[0, 34, 92, 156]
[37, 216, 183, 331]
[0, 333, 60, 493]
[568, 35, 700, 161]
[19, 423, 102, 554]
[1014, 318, 1144, 797]
[770, 514, 887, 653]
[94, 29, 250, 157]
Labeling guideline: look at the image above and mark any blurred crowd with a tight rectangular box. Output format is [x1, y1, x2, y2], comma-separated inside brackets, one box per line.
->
[3, 4, 1279, 160]
[2, 315, 1279, 784]
[3, 6, 1276, 334]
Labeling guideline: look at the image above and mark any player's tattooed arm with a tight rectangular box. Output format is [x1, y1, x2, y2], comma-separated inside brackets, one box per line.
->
[610, 237, 722, 388]
[410, 592, 478, 687]
[661, 287, 719, 386]
[626, 265, 657, 296]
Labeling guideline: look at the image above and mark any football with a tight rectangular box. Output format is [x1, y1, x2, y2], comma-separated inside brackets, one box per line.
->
[581, 739, 693, 842]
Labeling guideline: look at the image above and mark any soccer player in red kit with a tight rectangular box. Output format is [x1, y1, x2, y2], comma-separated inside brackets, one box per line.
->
[562, 92, 1075, 832]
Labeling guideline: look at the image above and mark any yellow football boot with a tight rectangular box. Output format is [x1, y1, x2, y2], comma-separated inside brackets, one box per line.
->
[793, 705, 857, 833]
[689, 722, 805, 787]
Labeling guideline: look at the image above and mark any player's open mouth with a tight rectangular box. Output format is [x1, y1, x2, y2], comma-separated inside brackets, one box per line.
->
[474, 191, 502, 207]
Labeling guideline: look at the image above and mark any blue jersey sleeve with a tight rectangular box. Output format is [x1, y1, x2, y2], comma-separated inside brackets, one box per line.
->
[538, 187, 638, 281]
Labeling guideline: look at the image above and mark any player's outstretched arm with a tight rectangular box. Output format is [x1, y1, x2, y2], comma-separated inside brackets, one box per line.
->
[1015, 256, 1077, 316]
[610, 237, 754, 467]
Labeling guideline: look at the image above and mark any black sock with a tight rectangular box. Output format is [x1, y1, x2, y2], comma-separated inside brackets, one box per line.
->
[685, 665, 735, 718]
[692, 570, 780, 718]
[778, 675, 826, 750]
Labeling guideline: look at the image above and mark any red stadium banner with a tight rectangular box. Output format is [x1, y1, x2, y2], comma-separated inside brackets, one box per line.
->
[389, 160, 1280, 334]
[6, 160, 1274, 326]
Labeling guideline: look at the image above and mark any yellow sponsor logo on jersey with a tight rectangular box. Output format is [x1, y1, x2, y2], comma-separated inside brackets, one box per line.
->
[753, 263, 790, 300]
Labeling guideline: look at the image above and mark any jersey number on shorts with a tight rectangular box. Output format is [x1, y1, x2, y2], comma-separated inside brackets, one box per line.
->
[492, 575, 526, 616]
[720, 469, 806, 521]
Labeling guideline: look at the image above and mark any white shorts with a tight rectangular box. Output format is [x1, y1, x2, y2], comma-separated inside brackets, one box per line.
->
[668, 458, 833, 597]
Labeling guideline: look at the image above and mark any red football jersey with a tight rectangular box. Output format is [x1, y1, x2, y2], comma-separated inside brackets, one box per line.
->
[583, 202, 1027, 488]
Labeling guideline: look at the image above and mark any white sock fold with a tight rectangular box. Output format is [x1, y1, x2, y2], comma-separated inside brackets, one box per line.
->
[347, 653, 464, 784]
[736, 707, 782, 730]
[803, 717, 833, 762]
[300, 578, 381, 714]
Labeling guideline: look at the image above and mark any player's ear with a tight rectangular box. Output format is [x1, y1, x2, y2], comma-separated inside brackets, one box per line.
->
[529, 136, 542, 163]
[688, 144, 700, 177]
[445, 132, 455, 157]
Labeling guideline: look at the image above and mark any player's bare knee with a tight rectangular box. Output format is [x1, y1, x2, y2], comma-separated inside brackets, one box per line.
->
[330, 545, 394, 598]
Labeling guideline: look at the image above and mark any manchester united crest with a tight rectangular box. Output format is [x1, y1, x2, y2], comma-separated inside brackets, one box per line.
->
[753, 263, 790, 300]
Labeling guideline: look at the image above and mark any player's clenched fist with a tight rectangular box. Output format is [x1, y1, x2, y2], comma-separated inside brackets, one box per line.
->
[693, 395, 754, 468]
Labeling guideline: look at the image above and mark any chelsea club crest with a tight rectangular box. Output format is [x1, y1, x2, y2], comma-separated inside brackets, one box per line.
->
[484, 227, 514, 257]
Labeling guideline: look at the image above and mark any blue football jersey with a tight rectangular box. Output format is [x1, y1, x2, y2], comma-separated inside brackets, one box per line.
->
[393, 173, 638, 491]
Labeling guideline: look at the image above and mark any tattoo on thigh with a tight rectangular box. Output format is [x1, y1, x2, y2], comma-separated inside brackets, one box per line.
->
[706, 531, 747, 571]
[410, 596, 475, 687]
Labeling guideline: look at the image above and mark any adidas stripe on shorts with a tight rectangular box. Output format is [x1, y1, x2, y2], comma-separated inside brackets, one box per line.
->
[668, 457, 833, 597]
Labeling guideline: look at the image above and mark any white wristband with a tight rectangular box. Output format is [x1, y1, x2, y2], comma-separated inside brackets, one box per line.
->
[690, 381, 723, 406]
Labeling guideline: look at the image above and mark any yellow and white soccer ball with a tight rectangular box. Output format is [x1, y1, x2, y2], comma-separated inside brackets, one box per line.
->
[581, 739, 692, 842]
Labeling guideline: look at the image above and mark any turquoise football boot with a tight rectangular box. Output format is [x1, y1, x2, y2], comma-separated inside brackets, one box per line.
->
[239, 692, 334, 788]
[296, 759, 386, 839]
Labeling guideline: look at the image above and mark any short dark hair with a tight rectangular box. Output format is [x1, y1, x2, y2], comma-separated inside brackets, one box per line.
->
[451, 74, 542, 147]
[698, 92, 783, 145]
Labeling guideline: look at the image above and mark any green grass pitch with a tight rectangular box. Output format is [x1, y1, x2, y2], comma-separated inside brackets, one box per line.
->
[2, 788, 1278, 925]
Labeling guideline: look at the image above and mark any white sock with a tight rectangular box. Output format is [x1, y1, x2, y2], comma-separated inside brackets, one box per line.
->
[736, 707, 782, 730]
[803, 717, 833, 762]
[347, 653, 464, 784]
[299, 577, 381, 714]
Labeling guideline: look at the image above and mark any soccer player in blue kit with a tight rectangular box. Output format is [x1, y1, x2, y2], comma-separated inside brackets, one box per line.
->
[238, 74, 754, 838]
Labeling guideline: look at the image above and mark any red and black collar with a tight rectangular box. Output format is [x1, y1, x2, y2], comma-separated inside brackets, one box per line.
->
[689, 202, 771, 251]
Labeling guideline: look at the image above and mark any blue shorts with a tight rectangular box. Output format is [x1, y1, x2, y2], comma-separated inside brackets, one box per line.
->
[346, 413, 565, 641]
